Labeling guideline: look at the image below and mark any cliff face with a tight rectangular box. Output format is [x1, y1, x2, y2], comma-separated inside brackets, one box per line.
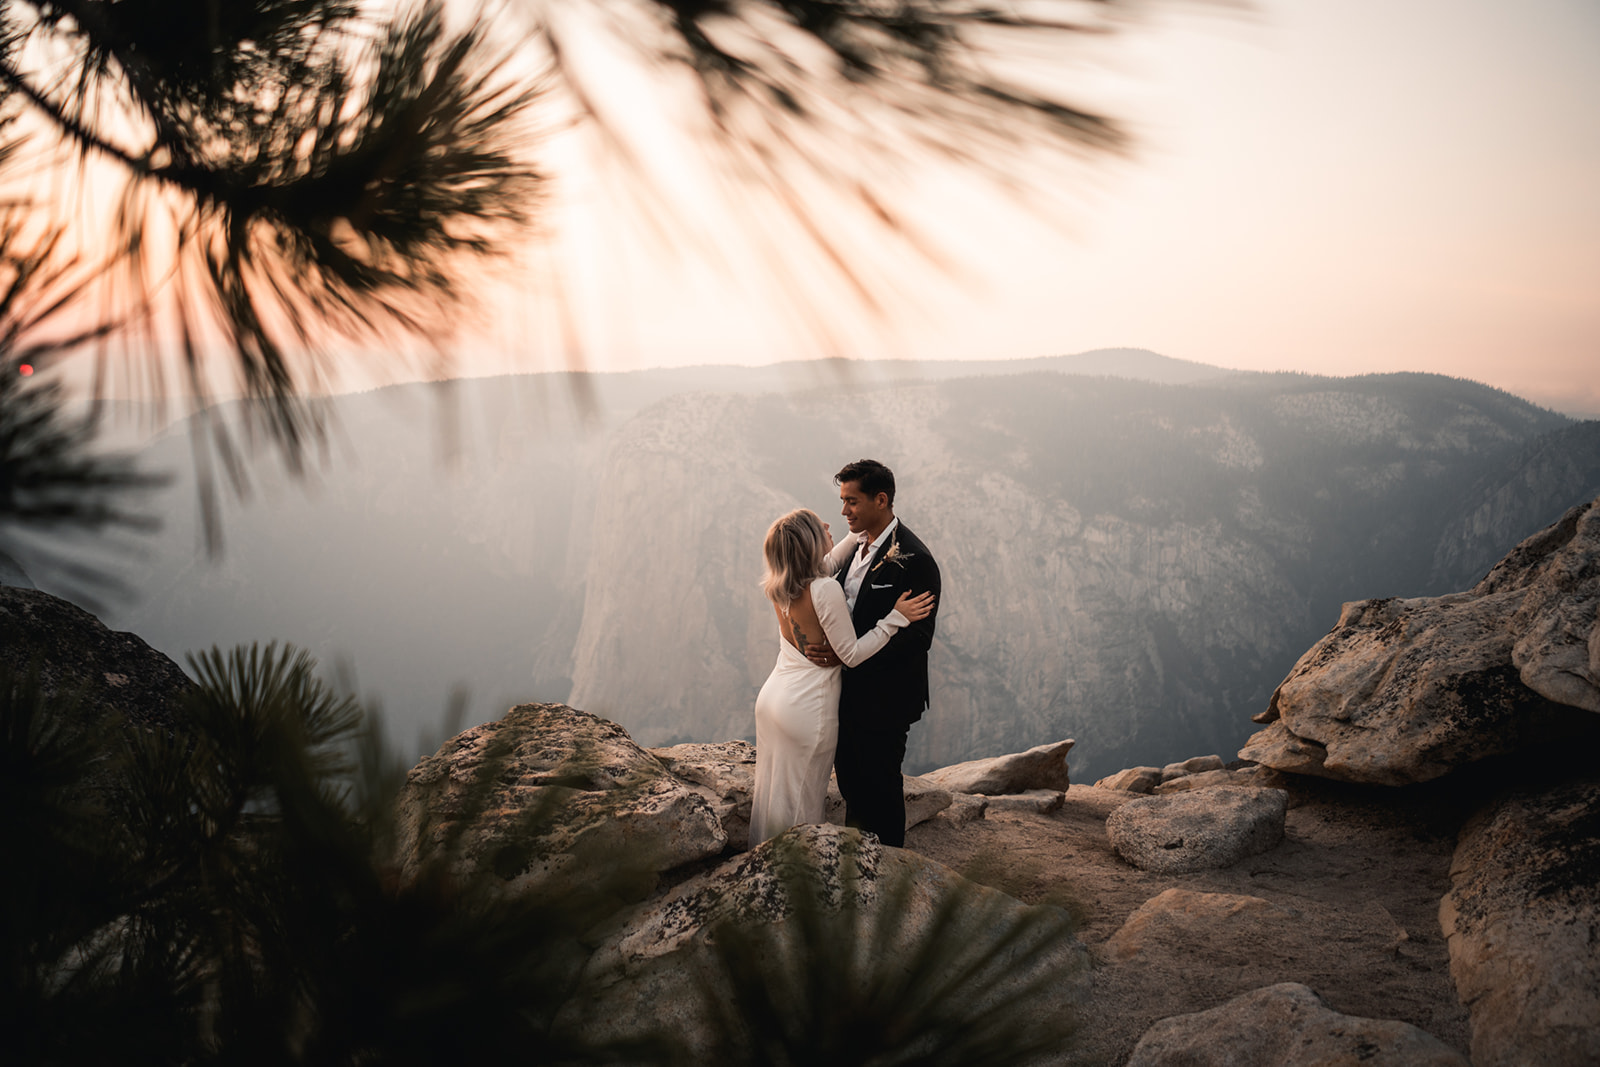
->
[566, 373, 1571, 776]
[85, 360, 1583, 774]
[1430, 420, 1600, 590]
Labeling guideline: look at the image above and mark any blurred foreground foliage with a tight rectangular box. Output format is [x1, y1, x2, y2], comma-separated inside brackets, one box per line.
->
[703, 831, 1083, 1066]
[3, 640, 1087, 1065]
[0, 3, 1104, 1056]
[2, 643, 615, 1064]
[0, 0, 1144, 553]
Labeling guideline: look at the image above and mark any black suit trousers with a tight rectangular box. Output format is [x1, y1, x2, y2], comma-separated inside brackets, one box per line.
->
[834, 706, 911, 848]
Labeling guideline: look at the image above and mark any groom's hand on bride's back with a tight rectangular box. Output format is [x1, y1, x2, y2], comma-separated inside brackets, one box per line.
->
[805, 644, 843, 668]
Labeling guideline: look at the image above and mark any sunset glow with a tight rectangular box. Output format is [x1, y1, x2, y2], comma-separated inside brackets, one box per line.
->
[463, 0, 1600, 418]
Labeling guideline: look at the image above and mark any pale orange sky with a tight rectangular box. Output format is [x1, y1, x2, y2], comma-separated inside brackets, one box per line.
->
[458, 0, 1599, 416]
[33, 0, 1597, 418]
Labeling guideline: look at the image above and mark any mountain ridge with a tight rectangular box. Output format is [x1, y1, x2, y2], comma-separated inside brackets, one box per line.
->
[28, 354, 1584, 773]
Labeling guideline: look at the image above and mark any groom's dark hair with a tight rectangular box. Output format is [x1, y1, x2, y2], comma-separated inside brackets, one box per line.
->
[835, 459, 895, 506]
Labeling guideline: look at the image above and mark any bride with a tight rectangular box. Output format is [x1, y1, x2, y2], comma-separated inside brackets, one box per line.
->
[750, 508, 935, 845]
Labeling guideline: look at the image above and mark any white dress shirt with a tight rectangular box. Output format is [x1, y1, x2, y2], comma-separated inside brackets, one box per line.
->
[838, 517, 898, 614]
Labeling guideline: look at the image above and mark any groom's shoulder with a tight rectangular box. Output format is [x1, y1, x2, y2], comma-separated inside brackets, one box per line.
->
[895, 522, 938, 564]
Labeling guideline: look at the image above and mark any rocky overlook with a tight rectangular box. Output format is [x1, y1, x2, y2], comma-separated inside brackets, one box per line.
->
[443, 496, 1598, 1063]
[8, 489, 1598, 1063]
[86, 358, 1598, 780]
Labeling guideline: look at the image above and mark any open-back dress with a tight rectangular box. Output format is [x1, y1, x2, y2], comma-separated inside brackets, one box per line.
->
[749, 575, 907, 845]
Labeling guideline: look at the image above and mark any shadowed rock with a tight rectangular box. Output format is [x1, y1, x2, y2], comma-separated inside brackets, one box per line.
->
[922, 738, 1074, 795]
[0, 586, 193, 732]
[1126, 982, 1468, 1066]
[1438, 776, 1600, 1067]
[1106, 787, 1287, 874]
[1242, 496, 1600, 785]
[393, 703, 727, 901]
[1, 588, 193, 729]
[556, 823, 1089, 1057]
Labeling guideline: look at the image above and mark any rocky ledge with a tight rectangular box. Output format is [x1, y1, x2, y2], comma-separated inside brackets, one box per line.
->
[11, 493, 1598, 1064]
[1240, 496, 1599, 785]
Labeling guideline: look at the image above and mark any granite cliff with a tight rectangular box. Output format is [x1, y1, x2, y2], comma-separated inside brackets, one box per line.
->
[565, 372, 1580, 776]
[65, 356, 1592, 775]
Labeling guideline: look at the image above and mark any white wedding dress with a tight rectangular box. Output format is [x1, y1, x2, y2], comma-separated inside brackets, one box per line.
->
[749, 575, 907, 845]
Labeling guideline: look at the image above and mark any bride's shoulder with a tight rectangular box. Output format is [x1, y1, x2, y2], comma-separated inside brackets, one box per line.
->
[809, 575, 843, 599]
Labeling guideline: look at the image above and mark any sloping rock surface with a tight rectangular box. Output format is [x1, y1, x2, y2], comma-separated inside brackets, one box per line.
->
[1242, 496, 1600, 785]
[557, 823, 1089, 1057]
[0, 586, 193, 730]
[921, 738, 1074, 794]
[648, 740, 756, 850]
[1438, 776, 1600, 1067]
[1106, 787, 1287, 874]
[394, 703, 727, 899]
[1126, 982, 1468, 1066]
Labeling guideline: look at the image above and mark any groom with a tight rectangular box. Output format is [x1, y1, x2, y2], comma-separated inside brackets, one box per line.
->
[810, 459, 940, 847]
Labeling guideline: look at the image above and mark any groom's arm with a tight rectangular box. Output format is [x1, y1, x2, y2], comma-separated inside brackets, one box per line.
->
[885, 552, 940, 656]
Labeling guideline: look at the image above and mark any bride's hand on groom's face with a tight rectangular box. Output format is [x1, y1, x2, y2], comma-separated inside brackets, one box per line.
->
[896, 590, 935, 622]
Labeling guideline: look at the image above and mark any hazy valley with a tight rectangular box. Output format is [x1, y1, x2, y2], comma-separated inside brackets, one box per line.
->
[36, 350, 1600, 778]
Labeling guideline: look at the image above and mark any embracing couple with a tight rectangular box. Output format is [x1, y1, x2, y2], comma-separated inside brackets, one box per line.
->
[750, 458, 941, 849]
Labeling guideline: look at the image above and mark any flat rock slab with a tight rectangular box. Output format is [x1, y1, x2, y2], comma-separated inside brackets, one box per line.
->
[394, 703, 727, 901]
[1107, 787, 1287, 874]
[558, 823, 1089, 1058]
[940, 793, 990, 824]
[1438, 776, 1600, 1067]
[1160, 754, 1225, 781]
[1100, 888, 1301, 965]
[921, 738, 1074, 795]
[983, 790, 1066, 815]
[1242, 496, 1600, 785]
[823, 773, 952, 834]
[1126, 982, 1468, 1066]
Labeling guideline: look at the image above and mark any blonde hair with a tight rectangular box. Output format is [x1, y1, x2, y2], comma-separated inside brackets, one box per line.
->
[762, 508, 831, 607]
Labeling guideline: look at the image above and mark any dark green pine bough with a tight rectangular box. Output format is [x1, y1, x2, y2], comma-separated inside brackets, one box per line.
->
[0, 1, 1126, 1058]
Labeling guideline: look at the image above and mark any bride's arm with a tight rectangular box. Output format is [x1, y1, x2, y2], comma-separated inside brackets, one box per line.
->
[823, 534, 857, 576]
[812, 578, 906, 668]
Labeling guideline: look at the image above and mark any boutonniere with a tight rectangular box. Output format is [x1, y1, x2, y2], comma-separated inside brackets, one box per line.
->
[872, 539, 915, 572]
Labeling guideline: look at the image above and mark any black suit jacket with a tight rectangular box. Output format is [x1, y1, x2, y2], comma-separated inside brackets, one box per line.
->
[835, 521, 940, 727]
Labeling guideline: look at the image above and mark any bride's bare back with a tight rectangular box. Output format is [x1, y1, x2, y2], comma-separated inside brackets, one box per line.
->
[774, 585, 827, 659]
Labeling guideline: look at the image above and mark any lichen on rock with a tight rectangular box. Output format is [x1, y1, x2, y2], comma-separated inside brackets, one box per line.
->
[393, 703, 727, 905]
[1438, 775, 1600, 1067]
[1242, 495, 1600, 786]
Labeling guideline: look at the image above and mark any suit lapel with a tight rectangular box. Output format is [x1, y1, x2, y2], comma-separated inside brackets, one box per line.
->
[865, 524, 896, 575]
[851, 524, 898, 624]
